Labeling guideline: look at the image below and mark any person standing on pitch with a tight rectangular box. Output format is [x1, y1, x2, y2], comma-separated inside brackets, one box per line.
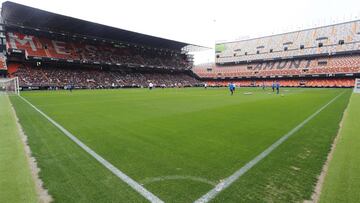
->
[149, 82, 154, 90]
[229, 82, 235, 95]
[272, 81, 275, 92]
[276, 81, 280, 94]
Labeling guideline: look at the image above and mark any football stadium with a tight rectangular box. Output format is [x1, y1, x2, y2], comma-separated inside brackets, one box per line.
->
[1, 1, 360, 203]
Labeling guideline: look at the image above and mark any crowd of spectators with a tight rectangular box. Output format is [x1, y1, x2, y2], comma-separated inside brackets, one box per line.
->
[74, 43, 190, 68]
[11, 65, 200, 89]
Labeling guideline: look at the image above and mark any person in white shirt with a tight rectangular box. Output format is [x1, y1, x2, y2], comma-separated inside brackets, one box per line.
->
[149, 82, 154, 90]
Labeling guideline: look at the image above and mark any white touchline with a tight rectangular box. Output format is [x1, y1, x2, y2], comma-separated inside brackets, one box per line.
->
[18, 96, 164, 203]
[194, 92, 345, 203]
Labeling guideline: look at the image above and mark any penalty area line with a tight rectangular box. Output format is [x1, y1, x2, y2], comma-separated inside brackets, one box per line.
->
[194, 92, 345, 203]
[18, 96, 164, 203]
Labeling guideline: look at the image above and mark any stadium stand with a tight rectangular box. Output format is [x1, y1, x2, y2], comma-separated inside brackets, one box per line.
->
[2, 2, 359, 89]
[193, 55, 360, 78]
[193, 20, 360, 87]
[0, 2, 207, 89]
[215, 20, 360, 63]
[205, 78, 355, 88]
[6, 32, 191, 69]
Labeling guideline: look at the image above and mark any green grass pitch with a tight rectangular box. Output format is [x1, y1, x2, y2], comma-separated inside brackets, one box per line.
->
[320, 93, 360, 203]
[0, 96, 38, 203]
[9, 87, 351, 202]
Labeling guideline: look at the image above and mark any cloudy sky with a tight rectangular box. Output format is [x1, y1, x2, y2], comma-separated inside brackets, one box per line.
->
[2, 0, 360, 64]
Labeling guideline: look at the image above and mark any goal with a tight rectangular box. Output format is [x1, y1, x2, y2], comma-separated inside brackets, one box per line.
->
[354, 78, 360, 93]
[0, 77, 20, 95]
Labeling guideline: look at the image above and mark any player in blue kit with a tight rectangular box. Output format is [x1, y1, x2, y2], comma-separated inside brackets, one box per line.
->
[229, 82, 235, 95]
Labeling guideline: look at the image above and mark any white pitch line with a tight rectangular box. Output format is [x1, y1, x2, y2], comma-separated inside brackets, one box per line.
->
[18, 96, 164, 203]
[194, 92, 345, 203]
[141, 175, 217, 186]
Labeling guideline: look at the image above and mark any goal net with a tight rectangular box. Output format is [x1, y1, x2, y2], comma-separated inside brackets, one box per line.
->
[354, 78, 360, 93]
[0, 77, 20, 95]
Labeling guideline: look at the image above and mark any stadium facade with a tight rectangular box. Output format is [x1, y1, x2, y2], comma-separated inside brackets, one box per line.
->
[0, 1, 207, 89]
[193, 20, 360, 87]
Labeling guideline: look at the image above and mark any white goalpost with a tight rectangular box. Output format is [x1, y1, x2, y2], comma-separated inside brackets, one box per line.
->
[354, 78, 360, 93]
[0, 77, 20, 95]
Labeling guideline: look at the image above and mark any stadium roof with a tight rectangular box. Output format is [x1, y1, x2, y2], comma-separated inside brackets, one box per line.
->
[1, 1, 209, 52]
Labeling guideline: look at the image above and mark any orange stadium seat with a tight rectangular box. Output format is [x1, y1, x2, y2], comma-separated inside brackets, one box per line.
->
[205, 78, 355, 88]
[193, 55, 360, 82]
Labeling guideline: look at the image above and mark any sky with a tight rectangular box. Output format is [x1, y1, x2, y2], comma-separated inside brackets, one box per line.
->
[2, 0, 360, 64]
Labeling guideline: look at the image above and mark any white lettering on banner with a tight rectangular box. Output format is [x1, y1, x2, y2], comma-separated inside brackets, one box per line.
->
[8, 32, 37, 51]
[52, 40, 70, 55]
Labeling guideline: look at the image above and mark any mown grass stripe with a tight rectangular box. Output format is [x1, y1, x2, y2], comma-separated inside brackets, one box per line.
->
[319, 93, 360, 203]
[194, 91, 345, 203]
[18, 96, 164, 203]
[0, 95, 38, 203]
